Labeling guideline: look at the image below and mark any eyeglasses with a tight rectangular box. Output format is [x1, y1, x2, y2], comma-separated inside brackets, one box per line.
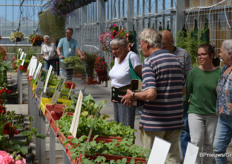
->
[197, 53, 208, 57]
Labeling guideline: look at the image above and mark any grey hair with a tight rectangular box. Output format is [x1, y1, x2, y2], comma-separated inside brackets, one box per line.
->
[139, 28, 162, 48]
[43, 35, 49, 39]
[222, 40, 232, 54]
[110, 37, 128, 46]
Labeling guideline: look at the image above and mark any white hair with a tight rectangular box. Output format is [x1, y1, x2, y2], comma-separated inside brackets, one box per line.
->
[222, 40, 232, 54]
[43, 35, 49, 39]
[139, 28, 162, 48]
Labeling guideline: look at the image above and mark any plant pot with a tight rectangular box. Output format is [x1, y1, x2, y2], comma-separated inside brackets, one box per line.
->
[86, 77, 97, 85]
[16, 38, 22, 42]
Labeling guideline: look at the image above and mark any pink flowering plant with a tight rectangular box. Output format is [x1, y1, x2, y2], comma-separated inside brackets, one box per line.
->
[99, 24, 135, 52]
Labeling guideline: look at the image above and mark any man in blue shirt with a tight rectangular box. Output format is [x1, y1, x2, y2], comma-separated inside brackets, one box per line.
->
[57, 28, 83, 81]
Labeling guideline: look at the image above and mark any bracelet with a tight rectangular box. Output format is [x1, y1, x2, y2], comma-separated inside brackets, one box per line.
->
[133, 92, 136, 99]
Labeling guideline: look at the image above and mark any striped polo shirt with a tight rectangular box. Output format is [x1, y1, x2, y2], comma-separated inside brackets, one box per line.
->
[140, 49, 184, 131]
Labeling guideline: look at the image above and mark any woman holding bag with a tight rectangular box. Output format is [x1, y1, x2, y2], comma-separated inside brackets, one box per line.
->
[109, 37, 142, 128]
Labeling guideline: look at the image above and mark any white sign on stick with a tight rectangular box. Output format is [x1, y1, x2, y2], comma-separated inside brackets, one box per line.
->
[147, 137, 171, 164]
[21, 53, 27, 66]
[28, 58, 38, 76]
[19, 51, 24, 60]
[183, 143, 199, 164]
[27, 56, 37, 71]
[17, 48, 22, 60]
[33, 62, 42, 79]
[43, 65, 53, 93]
[69, 90, 83, 138]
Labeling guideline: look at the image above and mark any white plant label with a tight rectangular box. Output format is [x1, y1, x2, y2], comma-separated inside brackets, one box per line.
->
[147, 137, 171, 164]
[33, 62, 42, 79]
[69, 90, 83, 138]
[43, 65, 53, 93]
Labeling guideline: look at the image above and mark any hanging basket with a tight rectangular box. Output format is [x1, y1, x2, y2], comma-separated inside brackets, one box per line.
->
[16, 38, 21, 42]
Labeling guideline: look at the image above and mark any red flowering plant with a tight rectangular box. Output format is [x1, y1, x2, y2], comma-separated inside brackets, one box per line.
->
[0, 88, 45, 160]
[27, 33, 43, 46]
[95, 57, 108, 83]
[84, 52, 98, 78]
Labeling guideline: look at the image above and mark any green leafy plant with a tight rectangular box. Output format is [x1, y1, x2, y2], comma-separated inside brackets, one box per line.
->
[55, 113, 136, 140]
[63, 56, 85, 76]
[39, 10, 65, 42]
[64, 135, 150, 161]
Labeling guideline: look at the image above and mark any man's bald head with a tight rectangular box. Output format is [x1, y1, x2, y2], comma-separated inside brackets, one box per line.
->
[162, 30, 174, 53]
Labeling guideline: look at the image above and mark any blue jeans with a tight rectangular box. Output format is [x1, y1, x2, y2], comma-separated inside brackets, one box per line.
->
[213, 114, 232, 164]
[44, 59, 57, 73]
[180, 106, 191, 159]
[113, 102, 135, 129]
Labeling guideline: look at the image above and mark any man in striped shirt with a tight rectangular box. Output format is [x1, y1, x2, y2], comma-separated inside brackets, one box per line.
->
[162, 30, 193, 159]
[122, 28, 184, 164]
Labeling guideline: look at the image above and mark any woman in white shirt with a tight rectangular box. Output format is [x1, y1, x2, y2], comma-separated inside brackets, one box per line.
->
[41, 35, 57, 72]
[109, 37, 142, 128]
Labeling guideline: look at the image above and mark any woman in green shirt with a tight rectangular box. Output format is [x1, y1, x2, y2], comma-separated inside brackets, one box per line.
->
[183, 44, 221, 164]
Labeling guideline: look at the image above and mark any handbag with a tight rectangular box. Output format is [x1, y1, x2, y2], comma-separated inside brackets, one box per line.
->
[129, 53, 142, 91]
[129, 53, 144, 106]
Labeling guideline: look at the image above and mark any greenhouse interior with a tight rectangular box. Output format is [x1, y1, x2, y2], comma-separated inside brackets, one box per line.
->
[0, 0, 232, 163]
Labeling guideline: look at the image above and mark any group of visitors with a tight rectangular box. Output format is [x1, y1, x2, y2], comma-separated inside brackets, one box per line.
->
[41, 28, 82, 81]
[110, 28, 232, 164]
[40, 26, 232, 163]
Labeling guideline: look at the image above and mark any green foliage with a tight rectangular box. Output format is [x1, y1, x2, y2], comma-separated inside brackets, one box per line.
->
[176, 19, 210, 65]
[65, 135, 150, 162]
[39, 10, 65, 42]
[55, 113, 136, 140]
[63, 56, 85, 75]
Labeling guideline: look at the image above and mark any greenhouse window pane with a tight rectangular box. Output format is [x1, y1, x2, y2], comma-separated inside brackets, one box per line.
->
[151, 0, 156, 13]
[120, 0, 123, 18]
[139, 0, 143, 15]
[166, 0, 171, 9]
[134, 0, 137, 16]
[124, 0, 127, 17]
[144, 0, 149, 14]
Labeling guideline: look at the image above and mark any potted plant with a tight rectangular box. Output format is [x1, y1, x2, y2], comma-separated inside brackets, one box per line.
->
[95, 56, 108, 84]
[84, 52, 98, 84]
[27, 33, 43, 46]
[9, 31, 24, 42]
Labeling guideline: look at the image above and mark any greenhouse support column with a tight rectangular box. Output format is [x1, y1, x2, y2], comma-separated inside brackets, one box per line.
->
[81, 6, 87, 47]
[175, 0, 185, 36]
[127, 0, 134, 31]
[98, 0, 107, 87]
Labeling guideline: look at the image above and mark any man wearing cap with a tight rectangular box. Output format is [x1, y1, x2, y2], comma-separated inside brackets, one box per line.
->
[57, 28, 83, 81]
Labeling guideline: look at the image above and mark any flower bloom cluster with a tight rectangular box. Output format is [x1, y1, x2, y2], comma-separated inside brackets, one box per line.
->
[0, 47, 7, 61]
[99, 24, 135, 52]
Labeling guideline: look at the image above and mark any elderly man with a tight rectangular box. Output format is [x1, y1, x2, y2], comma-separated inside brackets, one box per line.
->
[122, 28, 184, 164]
[57, 28, 83, 81]
[162, 30, 193, 159]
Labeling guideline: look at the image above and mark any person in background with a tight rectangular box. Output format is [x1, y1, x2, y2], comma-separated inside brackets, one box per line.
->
[162, 30, 193, 159]
[41, 35, 57, 73]
[213, 40, 232, 164]
[122, 28, 184, 163]
[109, 37, 142, 129]
[57, 28, 83, 81]
[184, 44, 221, 164]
